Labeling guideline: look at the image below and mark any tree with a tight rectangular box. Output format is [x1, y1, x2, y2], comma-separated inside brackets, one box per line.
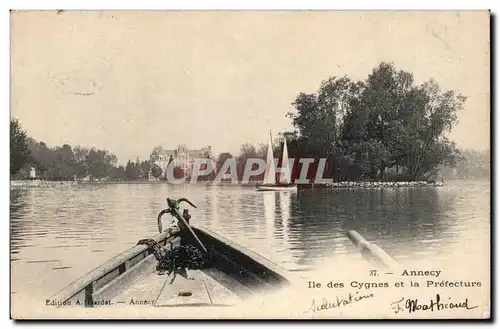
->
[10, 119, 31, 175]
[125, 160, 140, 180]
[238, 143, 258, 159]
[86, 148, 117, 180]
[51, 144, 76, 180]
[10, 118, 135, 182]
[110, 165, 125, 181]
[402, 80, 465, 180]
[444, 149, 490, 180]
[29, 141, 53, 179]
[257, 143, 268, 159]
[216, 153, 233, 175]
[73, 146, 89, 179]
[139, 160, 150, 179]
[236, 144, 258, 180]
[285, 62, 465, 181]
[150, 164, 163, 179]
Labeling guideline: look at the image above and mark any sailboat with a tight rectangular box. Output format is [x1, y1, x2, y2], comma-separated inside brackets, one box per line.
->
[256, 133, 297, 192]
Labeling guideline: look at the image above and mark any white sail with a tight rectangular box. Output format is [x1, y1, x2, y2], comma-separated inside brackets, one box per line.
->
[263, 133, 276, 185]
[280, 139, 291, 184]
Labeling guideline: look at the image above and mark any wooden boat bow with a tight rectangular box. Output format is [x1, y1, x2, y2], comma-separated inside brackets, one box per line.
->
[48, 198, 291, 308]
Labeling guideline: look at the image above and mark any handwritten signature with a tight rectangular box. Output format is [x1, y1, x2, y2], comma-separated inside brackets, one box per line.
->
[391, 294, 478, 314]
[305, 292, 375, 313]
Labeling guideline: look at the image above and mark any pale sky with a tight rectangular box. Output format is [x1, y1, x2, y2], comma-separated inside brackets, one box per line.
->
[11, 11, 490, 164]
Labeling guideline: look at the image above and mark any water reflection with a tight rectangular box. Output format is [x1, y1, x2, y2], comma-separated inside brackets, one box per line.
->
[277, 191, 291, 240]
[10, 188, 31, 258]
[276, 192, 295, 267]
[263, 192, 276, 245]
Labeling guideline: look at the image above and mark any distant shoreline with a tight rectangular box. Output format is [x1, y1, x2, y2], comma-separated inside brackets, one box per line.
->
[9, 180, 262, 187]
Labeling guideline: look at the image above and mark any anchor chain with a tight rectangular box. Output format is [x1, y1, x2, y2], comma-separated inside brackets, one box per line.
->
[137, 197, 212, 278]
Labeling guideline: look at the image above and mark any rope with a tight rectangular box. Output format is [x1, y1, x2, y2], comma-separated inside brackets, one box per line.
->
[137, 239, 211, 273]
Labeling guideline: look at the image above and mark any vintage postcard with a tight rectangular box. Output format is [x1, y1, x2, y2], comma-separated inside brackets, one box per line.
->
[10, 10, 490, 319]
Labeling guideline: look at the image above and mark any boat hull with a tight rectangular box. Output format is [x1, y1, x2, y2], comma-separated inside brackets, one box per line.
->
[48, 225, 290, 308]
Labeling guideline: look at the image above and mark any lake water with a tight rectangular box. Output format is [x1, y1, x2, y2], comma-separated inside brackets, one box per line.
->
[10, 181, 490, 305]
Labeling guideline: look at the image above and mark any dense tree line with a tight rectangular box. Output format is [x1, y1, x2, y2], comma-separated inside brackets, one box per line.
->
[10, 119, 259, 182]
[214, 143, 269, 181]
[10, 118, 271, 182]
[284, 62, 466, 181]
[10, 119, 154, 181]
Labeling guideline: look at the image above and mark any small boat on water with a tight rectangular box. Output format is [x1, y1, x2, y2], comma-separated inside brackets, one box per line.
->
[48, 197, 290, 308]
[256, 132, 297, 192]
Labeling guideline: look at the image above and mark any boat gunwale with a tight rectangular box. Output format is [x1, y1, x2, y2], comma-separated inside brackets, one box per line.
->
[49, 225, 291, 305]
[49, 227, 181, 303]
